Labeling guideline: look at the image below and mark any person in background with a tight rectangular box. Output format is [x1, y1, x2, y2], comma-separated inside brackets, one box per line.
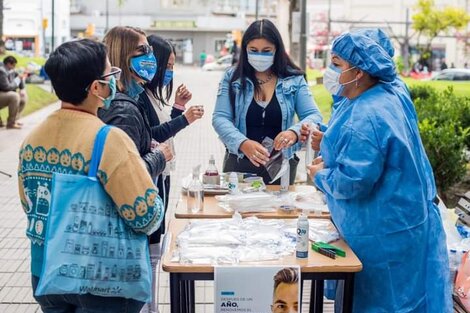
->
[137, 34, 204, 313]
[0, 56, 25, 129]
[231, 41, 240, 66]
[307, 30, 451, 312]
[451, 62, 456, 68]
[212, 19, 322, 184]
[18, 39, 164, 313]
[441, 59, 448, 70]
[464, 62, 468, 69]
[199, 50, 207, 67]
[98, 26, 173, 182]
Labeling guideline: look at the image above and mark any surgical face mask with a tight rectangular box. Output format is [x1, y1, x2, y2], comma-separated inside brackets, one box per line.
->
[323, 65, 357, 96]
[163, 70, 173, 86]
[247, 51, 275, 72]
[130, 52, 158, 82]
[96, 76, 117, 109]
[127, 79, 145, 100]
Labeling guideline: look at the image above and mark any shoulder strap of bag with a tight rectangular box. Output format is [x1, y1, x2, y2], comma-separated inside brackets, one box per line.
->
[88, 125, 112, 179]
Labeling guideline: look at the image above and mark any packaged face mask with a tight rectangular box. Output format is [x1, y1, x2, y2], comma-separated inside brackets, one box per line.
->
[261, 137, 287, 182]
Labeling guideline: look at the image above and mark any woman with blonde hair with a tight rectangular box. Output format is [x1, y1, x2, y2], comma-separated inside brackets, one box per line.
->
[98, 26, 172, 181]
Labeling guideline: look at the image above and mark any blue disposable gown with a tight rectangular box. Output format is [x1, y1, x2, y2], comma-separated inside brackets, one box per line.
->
[314, 82, 451, 312]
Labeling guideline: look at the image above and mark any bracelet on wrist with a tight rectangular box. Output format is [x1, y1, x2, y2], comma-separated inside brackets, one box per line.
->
[173, 103, 185, 111]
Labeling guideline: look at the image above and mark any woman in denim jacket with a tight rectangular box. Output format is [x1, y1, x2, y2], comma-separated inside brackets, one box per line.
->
[212, 19, 322, 184]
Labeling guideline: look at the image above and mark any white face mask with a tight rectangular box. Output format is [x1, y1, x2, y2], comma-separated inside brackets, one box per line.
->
[323, 65, 358, 96]
[247, 51, 275, 72]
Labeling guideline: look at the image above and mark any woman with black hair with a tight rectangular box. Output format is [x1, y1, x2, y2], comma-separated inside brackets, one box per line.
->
[137, 35, 203, 313]
[139, 34, 203, 219]
[212, 19, 322, 184]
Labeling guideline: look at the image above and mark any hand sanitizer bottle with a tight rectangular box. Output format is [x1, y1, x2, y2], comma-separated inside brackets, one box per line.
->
[203, 155, 220, 186]
[187, 165, 204, 213]
[296, 210, 309, 259]
[228, 172, 239, 194]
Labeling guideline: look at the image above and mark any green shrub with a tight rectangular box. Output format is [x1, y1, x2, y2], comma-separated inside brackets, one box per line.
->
[410, 85, 470, 193]
[410, 84, 438, 102]
[418, 119, 469, 193]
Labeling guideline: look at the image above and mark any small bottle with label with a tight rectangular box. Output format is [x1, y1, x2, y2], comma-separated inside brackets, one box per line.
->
[187, 165, 204, 213]
[296, 211, 309, 259]
[203, 155, 220, 186]
[228, 172, 239, 194]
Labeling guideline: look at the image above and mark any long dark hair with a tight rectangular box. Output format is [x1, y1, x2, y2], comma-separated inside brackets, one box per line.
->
[229, 19, 304, 111]
[146, 35, 176, 105]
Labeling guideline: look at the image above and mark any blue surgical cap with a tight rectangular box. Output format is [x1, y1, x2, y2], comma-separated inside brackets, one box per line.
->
[332, 30, 397, 82]
[355, 28, 395, 58]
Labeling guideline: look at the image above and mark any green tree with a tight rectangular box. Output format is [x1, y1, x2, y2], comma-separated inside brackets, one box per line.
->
[412, 0, 470, 69]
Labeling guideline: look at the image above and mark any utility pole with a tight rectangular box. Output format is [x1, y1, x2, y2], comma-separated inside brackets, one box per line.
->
[403, 8, 410, 74]
[299, 0, 307, 71]
[255, 0, 259, 21]
[105, 0, 109, 33]
[51, 0, 55, 52]
[327, 0, 331, 45]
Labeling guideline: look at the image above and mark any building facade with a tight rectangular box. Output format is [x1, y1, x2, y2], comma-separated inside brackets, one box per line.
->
[70, 0, 278, 64]
[4, 0, 71, 56]
[306, 0, 470, 70]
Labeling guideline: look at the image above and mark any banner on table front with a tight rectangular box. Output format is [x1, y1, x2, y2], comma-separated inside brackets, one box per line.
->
[214, 265, 301, 313]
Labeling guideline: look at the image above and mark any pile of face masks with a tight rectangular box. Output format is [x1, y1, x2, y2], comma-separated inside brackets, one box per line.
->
[171, 214, 339, 264]
[172, 214, 296, 264]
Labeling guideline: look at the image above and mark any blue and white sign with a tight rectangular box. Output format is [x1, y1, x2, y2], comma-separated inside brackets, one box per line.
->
[215, 266, 301, 313]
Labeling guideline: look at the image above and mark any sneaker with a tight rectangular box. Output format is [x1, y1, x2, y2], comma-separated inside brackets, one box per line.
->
[16, 121, 24, 126]
[6, 123, 22, 129]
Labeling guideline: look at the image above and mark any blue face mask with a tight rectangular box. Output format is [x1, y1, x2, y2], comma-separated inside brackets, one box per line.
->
[163, 70, 173, 86]
[127, 79, 145, 100]
[247, 51, 275, 72]
[323, 65, 357, 97]
[97, 76, 116, 109]
[130, 52, 158, 82]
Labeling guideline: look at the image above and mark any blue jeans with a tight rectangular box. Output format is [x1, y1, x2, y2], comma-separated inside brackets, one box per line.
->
[32, 275, 145, 313]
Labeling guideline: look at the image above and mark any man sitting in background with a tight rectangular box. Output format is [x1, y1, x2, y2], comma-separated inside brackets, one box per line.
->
[0, 56, 26, 129]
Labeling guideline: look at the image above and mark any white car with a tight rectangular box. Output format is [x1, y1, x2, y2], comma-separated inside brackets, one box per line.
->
[202, 55, 233, 71]
[431, 69, 470, 81]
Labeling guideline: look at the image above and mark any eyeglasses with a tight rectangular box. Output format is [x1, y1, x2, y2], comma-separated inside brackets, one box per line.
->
[100, 66, 122, 81]
[85, 66, 122, 91]
[136, 44, 153, 55]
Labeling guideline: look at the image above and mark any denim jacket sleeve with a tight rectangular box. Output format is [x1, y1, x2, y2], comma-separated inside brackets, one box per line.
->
[288, 76, 323, 137]
[212, 69, 247, 157]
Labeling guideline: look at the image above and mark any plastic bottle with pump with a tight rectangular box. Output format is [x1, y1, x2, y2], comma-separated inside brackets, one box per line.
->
[203, 155, 220, 186]
[187, 165, 204, 213]
[296, 210, 309, 259]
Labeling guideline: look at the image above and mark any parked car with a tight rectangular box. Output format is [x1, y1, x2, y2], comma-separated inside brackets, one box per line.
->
[202, 55, 233, 71]
[431, 69, 470, 81]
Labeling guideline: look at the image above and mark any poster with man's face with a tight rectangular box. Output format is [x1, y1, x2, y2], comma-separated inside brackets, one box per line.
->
[215, 266, 300, 313]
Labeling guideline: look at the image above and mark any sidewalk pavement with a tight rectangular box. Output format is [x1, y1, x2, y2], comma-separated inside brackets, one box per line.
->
[0, 67, 331, 313]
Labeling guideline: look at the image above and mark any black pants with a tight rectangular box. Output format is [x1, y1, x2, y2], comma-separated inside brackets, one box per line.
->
[149, 175, 170, 244]
[223, 152, 299, 185]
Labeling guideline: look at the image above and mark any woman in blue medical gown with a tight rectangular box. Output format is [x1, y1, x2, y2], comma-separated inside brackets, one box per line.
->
[308, 30, 451, 312]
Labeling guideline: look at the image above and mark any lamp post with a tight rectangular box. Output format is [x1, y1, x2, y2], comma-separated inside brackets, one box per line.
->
[51, 0, 55, 52]
[299, 0, 307, 71]
[105, 0, 109, 33]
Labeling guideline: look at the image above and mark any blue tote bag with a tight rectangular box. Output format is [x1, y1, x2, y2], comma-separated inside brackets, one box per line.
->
[35, 125, 152, 302]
